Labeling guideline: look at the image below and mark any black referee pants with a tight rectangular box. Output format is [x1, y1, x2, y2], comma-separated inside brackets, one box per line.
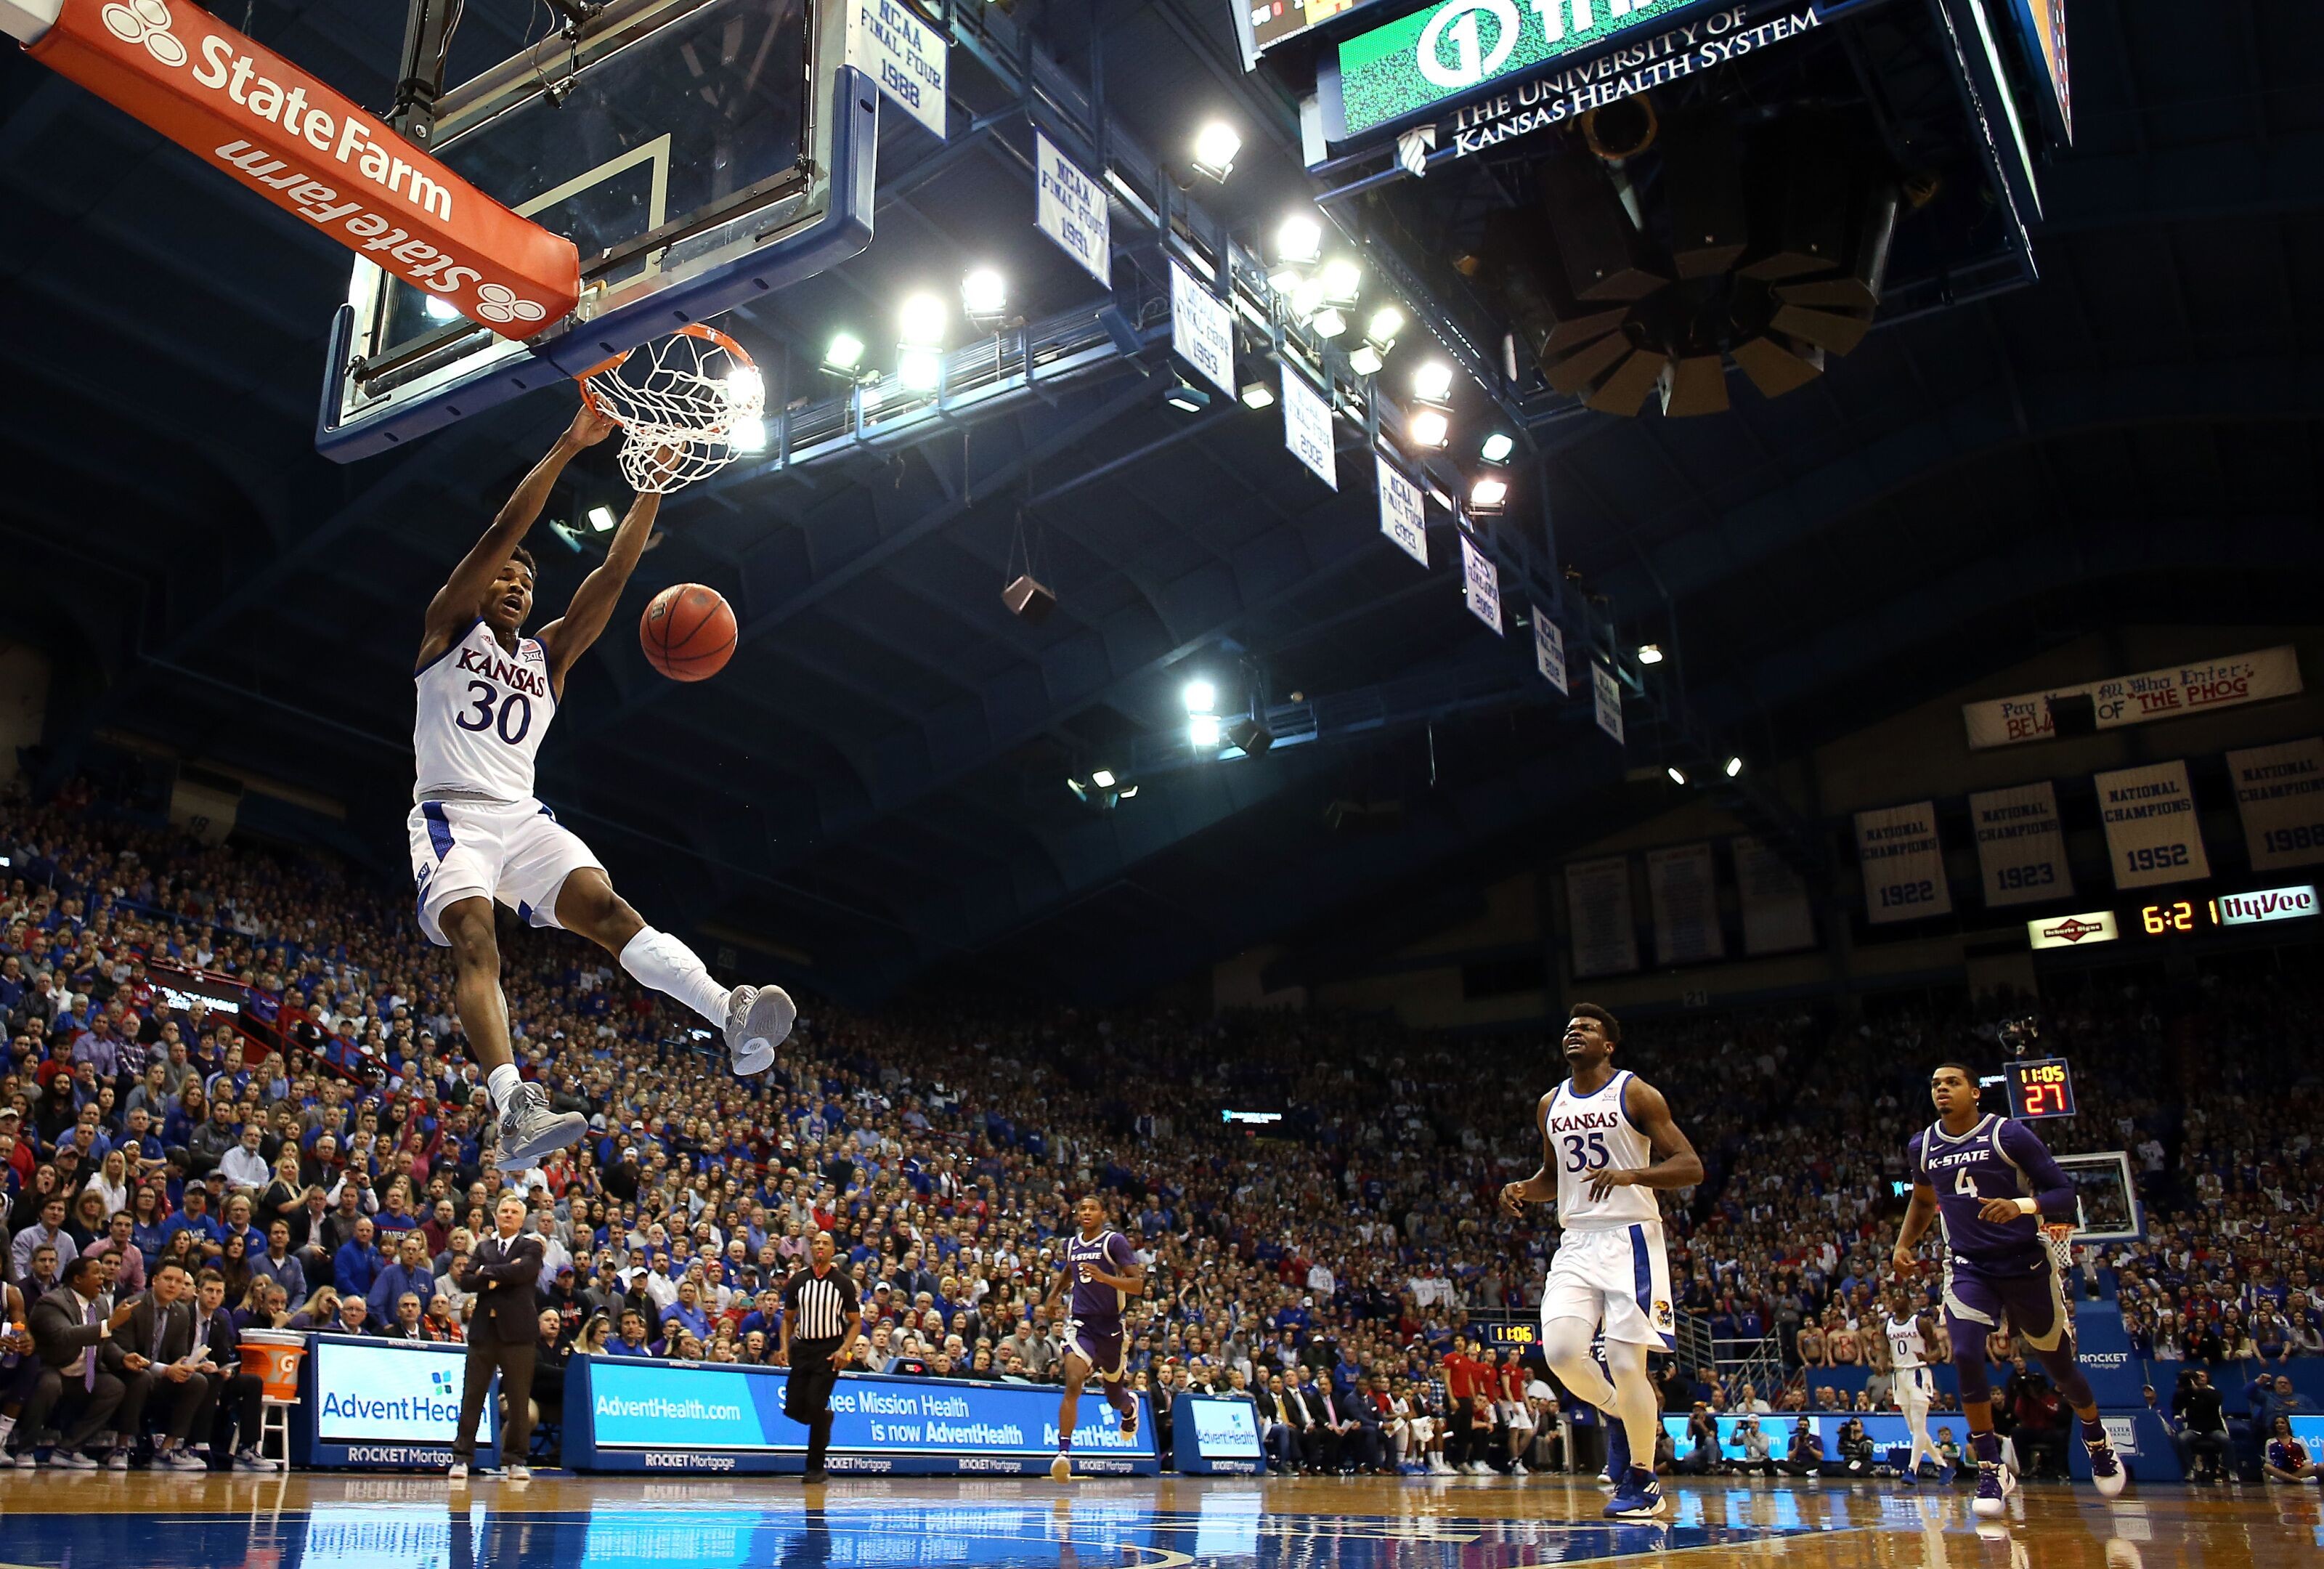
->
[785, 1337, 842, 1473]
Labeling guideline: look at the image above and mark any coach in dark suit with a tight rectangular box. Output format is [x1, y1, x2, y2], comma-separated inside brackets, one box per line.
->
[450, 1193, 542, 1481]
[113, 1260, 213, 1469]
[21, 1256, 142, 1467]
[192, 1267, 273, 1468]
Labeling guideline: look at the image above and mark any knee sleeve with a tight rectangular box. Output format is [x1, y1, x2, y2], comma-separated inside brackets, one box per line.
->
[1540, 1318, 1598, 1376]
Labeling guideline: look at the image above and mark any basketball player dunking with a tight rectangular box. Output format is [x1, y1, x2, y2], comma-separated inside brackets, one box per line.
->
[1499, 1005, 1702, 1520]
[1044, 1194, 1142, 1482]
[1891, 1062, 2125, 1517]
[1881, 1284, 1950, 1485]
[410, 406, 796, 1168]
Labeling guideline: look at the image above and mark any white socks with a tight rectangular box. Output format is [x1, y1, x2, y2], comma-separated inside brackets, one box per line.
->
[487, 1063, 524, 1114]
[619, 927, 732, 1026]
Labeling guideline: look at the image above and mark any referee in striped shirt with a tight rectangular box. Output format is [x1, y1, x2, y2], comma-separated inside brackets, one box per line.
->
[779, 1231, 861, 1482]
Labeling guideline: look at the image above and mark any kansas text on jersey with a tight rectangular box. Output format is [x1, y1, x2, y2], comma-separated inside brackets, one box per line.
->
[415, 618, 556, 803]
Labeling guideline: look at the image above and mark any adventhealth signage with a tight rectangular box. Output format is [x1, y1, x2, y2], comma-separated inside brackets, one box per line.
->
[566, 1357, 1159, 1475]
[1327, 0, 1821, 148]
[298, 1333, 499, 1468]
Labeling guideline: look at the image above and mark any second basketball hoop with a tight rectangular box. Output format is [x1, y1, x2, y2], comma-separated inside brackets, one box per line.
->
[579, 324, 765, 494]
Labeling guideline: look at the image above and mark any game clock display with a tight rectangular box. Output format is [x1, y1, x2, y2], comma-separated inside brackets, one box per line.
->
[2007, 1058, 2077, 1120]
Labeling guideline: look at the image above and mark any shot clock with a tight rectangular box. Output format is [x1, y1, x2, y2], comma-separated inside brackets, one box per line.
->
[2007, 1057, 2077, 1120]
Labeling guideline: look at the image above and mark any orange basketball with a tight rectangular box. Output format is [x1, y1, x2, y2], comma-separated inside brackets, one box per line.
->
[640, 583, 736, 681]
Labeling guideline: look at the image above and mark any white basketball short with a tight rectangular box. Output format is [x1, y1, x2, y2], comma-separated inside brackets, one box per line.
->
[1540, 1220, 1675, 1350]
[1896, 1364, 1934, 1407]
[407, 796, 602, 945]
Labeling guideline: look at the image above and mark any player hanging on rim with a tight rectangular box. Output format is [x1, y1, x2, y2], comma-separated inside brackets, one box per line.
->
[1891, 1061, 2126, 1517]
[1044, 1193, 1143, 1482]
[1499, 1004, 1702, 1520]
[408, 405, 796, 1169]
[1882, 1283, 1951, 1486]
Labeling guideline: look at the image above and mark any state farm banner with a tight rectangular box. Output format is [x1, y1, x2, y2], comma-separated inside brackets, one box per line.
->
[1853, 801, 1954, 923]
[1564, 856, 1638, 979]
[1646, 843, 1723, 965]
[2227, 737, 2324, 872]
[1969, 781, 2073, 907]
[23, 0, 577, 334]
[1962, 646, 2302, 750]
[1732, 836, 1816, 956]
[2094, 758, 2212, 889]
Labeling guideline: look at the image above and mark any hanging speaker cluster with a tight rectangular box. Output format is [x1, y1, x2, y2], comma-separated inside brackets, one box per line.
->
[1471, 105, 1901, 417]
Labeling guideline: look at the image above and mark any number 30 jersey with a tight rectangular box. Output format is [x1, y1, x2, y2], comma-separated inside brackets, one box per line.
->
[414, 618, 556, 803]
[1543, 1069, 1659, 1230]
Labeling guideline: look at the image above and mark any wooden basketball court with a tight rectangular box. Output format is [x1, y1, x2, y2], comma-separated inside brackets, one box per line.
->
[0, 1469, 2305, 1568]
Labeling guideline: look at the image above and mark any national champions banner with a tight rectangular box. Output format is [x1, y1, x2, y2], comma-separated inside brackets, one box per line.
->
[1962, 645, 2302, 750]
[1731, 836, 1815, 955]
[2094, 759, 2211, 890]
[1969, 781, 2072, 907]
[2227, 736, 2324, 872]
[1853, 801, 1953, 923]
[1564, 855, 1638, 978]
[1646, 843, 1723, 965]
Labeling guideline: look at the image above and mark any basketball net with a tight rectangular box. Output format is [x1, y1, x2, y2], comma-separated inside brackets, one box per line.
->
[578, 323, 764, 494]
[2043, 1223, 2076, 1274]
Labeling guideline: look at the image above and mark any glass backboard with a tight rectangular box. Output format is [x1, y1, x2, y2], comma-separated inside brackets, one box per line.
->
[318, 0, 874, 461]
[2055, 1150, 2143, 1244]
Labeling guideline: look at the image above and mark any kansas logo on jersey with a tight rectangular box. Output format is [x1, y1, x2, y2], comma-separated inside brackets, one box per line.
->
[453, 641, 548, 696]
[1654, 1299, 1673, 1329]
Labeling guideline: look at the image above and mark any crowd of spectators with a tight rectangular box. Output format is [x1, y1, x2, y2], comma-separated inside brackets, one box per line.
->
[0, 766, 2317, 1475]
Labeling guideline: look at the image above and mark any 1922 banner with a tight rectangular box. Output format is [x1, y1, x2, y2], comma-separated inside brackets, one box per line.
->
[1646, 843, 1723, 965]
[1564, 856, 1638, 978]
[1854, 801, 1953, 923]
[2226, 737, 2324, 872]
[2094, 758, 2211, 889]
[1732, 836, 1816, 955]
[1969, 781, 2072, 907]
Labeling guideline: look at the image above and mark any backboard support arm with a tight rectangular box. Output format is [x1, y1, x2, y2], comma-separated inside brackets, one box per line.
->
[389, 0, 458, 142]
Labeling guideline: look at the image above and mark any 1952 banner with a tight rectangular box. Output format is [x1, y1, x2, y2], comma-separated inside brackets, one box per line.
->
[2226, 737, 2324, 872]
[1854, 801, 1953, 923]
[1564, 856, 1638, 978]
[1962, 646, 2302, 750]
[1646, 843, 1723, 965]
[1969, 781, 2072, 907]
[2094, 758, 2211, 890]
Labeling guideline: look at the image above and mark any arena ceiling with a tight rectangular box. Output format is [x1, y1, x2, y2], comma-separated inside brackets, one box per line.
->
[1, 0, 2318, 1002]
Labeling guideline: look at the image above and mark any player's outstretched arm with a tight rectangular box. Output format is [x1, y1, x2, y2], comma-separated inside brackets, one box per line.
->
[1892, 1184, 1940, 1273]
[1588, 1077, 1705, 1198]
[1496, 1091, 1561, 1216]
[420, 405, 614, 662]
[537, 479, 665, 694]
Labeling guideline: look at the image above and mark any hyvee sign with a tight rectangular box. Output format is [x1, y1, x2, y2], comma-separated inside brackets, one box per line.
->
[1330, 0, 1821, 153]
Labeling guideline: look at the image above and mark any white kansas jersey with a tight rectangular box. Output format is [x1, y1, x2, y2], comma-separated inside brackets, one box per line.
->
[1885, 1313, 1927, 1370]
[1544, 1069, 1658, 1230]
[414, 619, 556, 803]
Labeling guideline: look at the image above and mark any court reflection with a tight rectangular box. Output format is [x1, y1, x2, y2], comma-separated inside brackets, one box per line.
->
[0, 1476, 2311, 1569]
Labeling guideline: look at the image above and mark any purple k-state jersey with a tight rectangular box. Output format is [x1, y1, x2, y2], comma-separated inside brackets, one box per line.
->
[1062, 1229, 1139, 1329]
[1911, 1113, 2077, 1267]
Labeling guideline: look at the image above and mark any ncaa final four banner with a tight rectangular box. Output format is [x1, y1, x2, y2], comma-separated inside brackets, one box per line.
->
[2227, 736, 2324, 872]
[1564, 856, 1638, 978]
[1853, 801, 1953, 923]
[2093, 758, 2212, 890]
[1646, 843, 1723, 965]
[1968, 781, 2073, 907]
[1731, 836, 1815, 956]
